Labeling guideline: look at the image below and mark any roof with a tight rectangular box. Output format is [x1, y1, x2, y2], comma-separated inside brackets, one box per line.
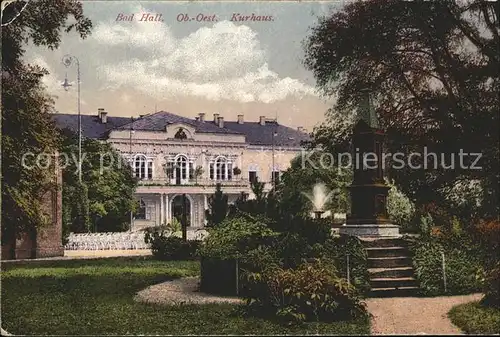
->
[52, 111, 310, 146]
[51, 114, 131, 139]
[114, 111, 241, 135]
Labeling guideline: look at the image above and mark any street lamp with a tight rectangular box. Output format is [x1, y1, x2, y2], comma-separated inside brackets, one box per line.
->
[271, 117, 278, 191]
[62, 54, 82, 182]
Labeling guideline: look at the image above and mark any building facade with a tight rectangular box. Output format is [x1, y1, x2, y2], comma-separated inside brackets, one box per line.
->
[54, 109, 309, 230]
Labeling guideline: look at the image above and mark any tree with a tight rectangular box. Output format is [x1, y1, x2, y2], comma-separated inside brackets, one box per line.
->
[1, 0, 92, 257]
[205, 183, 229, 227]
[303, 0, 499, 221]
[59, 129, 137, 236]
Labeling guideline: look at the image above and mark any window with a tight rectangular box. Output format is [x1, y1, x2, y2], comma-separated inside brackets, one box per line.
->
[135, 199, 146, 219]
[210, 156, 232, 181]
[134, 155, 153, 180]
[249, 171, 257, 183]
[174, 128, 187, 139]
[176, 156, 188, 180]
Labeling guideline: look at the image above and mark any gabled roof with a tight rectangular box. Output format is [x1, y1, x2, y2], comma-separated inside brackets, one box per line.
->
[51, 110, 311, 147]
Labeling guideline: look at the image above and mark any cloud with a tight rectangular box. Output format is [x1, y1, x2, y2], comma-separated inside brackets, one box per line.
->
[92, 15, 316, 103]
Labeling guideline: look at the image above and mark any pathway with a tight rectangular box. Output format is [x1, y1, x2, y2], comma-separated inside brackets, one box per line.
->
[366, 293, 483, 335]
[134, 277, 243, 306]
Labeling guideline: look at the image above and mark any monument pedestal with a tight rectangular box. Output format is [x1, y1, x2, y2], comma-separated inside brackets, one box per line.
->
[339, 223, 400, 237]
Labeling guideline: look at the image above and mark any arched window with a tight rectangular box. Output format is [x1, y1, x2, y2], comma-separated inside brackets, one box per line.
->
[209, 156, 232, 181]
[174, 128, 187, 139]
[176, 155, 188, 180]
[133, 155, 153, 180]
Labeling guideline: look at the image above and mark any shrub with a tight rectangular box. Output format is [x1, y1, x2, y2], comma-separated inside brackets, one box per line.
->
[386, 179, 416, 232]
[198, 216, 279, 295]
[482, 262, 500, 308]
[410, 239, 484, 296]
[198, 217, 278, 260]
[242, 259, 367, 323]
[145, 231, 199, 260]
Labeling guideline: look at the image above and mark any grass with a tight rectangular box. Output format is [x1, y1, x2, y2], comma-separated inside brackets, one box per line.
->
[448, 301, 500, 334]
[1, 256, 370, 335]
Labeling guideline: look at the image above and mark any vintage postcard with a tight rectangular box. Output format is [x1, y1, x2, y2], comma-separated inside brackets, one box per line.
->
[2, 0, 498, 335]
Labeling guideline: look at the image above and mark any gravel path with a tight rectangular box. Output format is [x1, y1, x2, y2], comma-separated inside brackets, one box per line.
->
[366, 293, 483, 335]
[134, 277, 244, 306]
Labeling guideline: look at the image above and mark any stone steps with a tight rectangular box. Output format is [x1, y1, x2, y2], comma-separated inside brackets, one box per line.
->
[362, 237, 420, 298]
[368, 267, 414, 278]
[365, 246, 411, 258]
[370, 277, 418, 289]
[368, 256, 413, 268]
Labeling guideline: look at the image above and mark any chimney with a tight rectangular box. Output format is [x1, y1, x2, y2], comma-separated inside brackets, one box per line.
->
[100, 110, 108, 124]
[98, 108, 104, 118]
[213, 113, 219, 123]
[237, 114, 244, 124]
[199, 113, 205, 123]
[218, 116, 224, 128]
[259, 116, 266, 126]
[297, 126, 303, 132]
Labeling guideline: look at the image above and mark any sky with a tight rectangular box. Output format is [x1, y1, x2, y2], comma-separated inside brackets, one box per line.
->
[26, 1, 349, 130]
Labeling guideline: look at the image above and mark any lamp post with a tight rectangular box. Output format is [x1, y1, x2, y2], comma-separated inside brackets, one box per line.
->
[129, 117, 135, 232]
[271, 118, 278, 191]
[62, 54, 81, 182]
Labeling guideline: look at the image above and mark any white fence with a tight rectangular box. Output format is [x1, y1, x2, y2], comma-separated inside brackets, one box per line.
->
[65, 230, 208, 250]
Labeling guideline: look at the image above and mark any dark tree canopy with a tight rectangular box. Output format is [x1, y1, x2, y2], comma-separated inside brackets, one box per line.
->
[303, 0, 499, 219]
[2, 0, 92, 251]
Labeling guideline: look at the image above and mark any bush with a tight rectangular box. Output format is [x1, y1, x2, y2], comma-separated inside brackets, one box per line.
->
[198, 217, 278, 260]
[386, 179, 416, 232]
[198, 217, 279, 295]
[242, 259, 367, 323]
[482, 262, 500, 308]
[448, 301, 500, 334]
[145, 231, 199, 260]
[410, 239, 484, 296]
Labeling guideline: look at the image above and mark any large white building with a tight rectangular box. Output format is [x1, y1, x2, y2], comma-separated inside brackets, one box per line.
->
[54, 109, 309, 230]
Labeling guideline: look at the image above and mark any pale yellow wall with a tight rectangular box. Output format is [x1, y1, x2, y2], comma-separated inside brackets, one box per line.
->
[107, 129, 303, 184]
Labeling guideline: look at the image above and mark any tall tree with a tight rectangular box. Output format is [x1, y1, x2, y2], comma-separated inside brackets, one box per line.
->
[1, 0, 92, 257]
[205, 183, 229, 227]
[303, 0, 499, 220]
[59, 130, 137, 239]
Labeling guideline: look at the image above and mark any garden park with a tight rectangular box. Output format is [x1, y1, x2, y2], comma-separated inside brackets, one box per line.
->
[2, 0, 499, 335]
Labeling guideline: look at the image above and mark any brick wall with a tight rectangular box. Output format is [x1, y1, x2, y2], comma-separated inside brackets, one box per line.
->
[1, 153, 63, 260]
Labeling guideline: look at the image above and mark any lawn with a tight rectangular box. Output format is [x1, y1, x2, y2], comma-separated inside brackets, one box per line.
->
[1, 257, 370, 335]
[448, 301, 500, 335]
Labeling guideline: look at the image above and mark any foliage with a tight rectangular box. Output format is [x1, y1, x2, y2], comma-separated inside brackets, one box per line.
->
[386, 179, 416, 232]
[303, 0, 499, 219]
[198, 217, 278, 260]
[279, 152, 351, 219]
[242, 259, 367, 323]
[1, 0, 92, 257]
[59, 130, 137, 235]
[232, 167, 242, 176]
[1, 258, 369, 335]
[144, 230, 200, 260]
[409, 238, 484, 296]
[448, 301, 500, 335]
[205, 183, 229, 227]
[482, 262, 500, 308]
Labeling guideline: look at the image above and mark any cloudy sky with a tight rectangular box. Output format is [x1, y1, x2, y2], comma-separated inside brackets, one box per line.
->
[26, 1, 348, 130]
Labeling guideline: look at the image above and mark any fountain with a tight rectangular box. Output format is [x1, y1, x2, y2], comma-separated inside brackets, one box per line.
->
[302, 183, 337, 219]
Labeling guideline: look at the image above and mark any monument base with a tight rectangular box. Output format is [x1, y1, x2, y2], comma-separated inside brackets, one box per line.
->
[338, 224, 400, 237]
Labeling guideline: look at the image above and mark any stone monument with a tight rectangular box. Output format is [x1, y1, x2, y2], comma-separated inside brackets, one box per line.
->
[339, 90, 400, 237]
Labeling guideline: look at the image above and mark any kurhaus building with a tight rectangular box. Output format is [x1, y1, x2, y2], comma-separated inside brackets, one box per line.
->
[54, 110, 309, 230]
